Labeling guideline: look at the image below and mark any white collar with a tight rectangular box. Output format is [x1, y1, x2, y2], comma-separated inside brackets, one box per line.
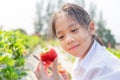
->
[78, 40, 98, 69]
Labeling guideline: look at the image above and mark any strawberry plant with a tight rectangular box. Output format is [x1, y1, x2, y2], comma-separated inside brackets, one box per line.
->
[107, 48, 120, 59]
[0, 29, 42, 80]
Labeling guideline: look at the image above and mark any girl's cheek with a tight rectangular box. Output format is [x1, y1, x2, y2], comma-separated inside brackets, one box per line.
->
[60, 42, 66, 49]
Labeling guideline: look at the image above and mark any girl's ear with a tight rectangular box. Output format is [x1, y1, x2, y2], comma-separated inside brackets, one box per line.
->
[88, 21, 95, 35]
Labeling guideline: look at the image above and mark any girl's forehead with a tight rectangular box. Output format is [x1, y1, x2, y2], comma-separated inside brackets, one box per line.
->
[56, 13, 77, 24]
[55, 15, 75, 28]
[55, 17, 81, 35]
[56, 11, 74, 20]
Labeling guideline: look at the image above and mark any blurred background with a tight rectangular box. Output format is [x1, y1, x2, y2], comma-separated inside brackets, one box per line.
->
[0, 0, 120, 80]
[0, 0, 120, 48]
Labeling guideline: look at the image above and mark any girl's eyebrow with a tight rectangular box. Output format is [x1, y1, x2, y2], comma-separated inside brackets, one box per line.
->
[56, 22, 76, 35]
[68, 22, 76, 27]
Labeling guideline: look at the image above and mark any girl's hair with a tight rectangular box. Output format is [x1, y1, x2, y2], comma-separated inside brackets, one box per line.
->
[49, 3, 104, 46]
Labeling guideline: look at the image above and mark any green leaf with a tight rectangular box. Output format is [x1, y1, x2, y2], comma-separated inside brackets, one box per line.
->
[0, 55, 15, 66]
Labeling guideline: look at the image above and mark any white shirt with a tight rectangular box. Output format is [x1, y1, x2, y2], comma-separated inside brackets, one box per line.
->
[72, 40, 120, 80]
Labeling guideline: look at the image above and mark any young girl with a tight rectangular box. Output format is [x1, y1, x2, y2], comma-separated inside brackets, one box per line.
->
[34, 3, 120, 80]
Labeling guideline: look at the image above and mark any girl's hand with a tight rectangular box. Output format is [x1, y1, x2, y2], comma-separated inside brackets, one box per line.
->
[34, 57, 49, 80]
[34, 58, 63, 80]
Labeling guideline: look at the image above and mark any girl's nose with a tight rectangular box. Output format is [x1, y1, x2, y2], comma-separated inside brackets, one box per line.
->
[66, 34, 75, 45]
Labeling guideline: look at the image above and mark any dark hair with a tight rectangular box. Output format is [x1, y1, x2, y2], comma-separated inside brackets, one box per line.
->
[49, 3, 104, 46]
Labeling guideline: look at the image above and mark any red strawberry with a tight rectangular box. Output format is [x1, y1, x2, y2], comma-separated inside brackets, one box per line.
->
[40, 48, 57, 75]
[40, 48, 57, 65]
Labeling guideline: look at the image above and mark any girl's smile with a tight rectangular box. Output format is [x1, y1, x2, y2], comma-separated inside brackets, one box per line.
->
[68, 44, 79, 51]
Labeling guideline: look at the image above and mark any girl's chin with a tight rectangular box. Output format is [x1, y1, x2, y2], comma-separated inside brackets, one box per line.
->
[71, 51, 84, 57]
[70, 52, 80, 57]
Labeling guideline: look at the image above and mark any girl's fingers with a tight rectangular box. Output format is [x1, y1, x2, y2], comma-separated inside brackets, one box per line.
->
[38, 59, 44, 71]
[34, 69, 41, 80]
[52, 57, 58, 73]
[50, 57, 64, 80]
[34, 63, 42, 80]
[34, 59, 44, 72]
[34, 60, 48, 80]
[34, 57, 62, 80]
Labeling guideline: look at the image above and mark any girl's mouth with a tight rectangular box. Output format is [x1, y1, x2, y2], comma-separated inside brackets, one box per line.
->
[69, 44, 79, 51]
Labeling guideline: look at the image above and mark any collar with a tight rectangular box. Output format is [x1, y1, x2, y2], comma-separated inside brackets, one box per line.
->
[79, 40, 98, 69]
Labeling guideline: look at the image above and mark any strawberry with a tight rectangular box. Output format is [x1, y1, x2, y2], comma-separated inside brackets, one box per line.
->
[40, 48, 57, 75]
[40, 48, 57, 69]
[40, 48, 57, 63]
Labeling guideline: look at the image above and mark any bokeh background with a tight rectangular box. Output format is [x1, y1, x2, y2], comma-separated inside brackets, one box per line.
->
[0, 0, 120, 80]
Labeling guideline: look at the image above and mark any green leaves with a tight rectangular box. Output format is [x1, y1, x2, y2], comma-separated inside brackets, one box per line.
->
[0, 29, 41, 80]
[0, 54, 15, 66]
[107, 48, 120, 59]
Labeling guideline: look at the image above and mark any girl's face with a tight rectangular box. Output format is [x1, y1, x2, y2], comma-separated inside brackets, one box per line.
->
[55, 15, 95, 58]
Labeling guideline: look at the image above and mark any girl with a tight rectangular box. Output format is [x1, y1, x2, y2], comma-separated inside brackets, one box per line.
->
[34, 3, 120, 80]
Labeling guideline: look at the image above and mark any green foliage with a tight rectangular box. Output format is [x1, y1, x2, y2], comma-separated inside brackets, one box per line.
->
[97, 12, 116, 48]
[0, 30, 41, 80]
[107, 48, 120, 59]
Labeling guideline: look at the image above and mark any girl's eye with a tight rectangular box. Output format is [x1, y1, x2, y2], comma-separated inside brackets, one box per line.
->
[58, 36, 64, 39]
[71, 28, 79, 32]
